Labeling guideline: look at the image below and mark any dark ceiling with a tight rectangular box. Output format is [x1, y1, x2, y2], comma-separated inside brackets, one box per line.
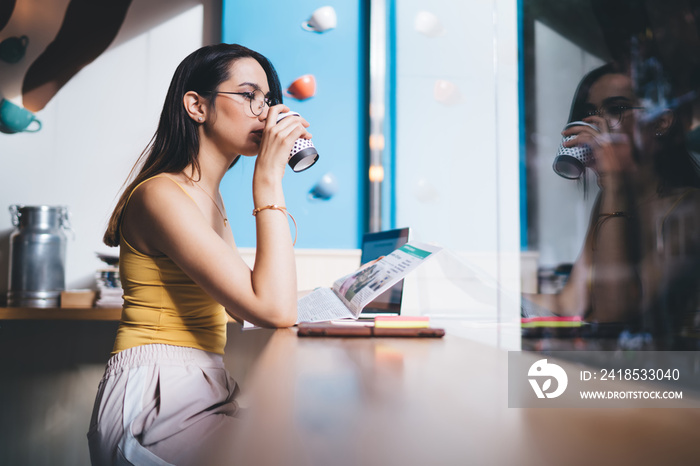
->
[526, 0, 612, 60]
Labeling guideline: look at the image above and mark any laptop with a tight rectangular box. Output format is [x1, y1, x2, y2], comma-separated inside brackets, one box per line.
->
[358, 227, 411, 319]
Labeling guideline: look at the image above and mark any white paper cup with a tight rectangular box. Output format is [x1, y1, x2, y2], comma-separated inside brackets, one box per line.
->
[552, 121, 599, 179]
[277, 111, 319, 172]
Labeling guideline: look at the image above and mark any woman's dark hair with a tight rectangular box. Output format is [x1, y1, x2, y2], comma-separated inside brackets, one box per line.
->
[104, 43, 283, 246]
[567, 62, 700, 191]
[567, 63, 622, 124]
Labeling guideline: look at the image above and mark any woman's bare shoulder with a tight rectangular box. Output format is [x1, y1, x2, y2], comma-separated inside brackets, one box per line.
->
[658, 187, 700, 245]
[681, 186, 700, 201]
[122, 176, 202, 253]
[127, 176, 193, 212]
[662, 186, 700, 213]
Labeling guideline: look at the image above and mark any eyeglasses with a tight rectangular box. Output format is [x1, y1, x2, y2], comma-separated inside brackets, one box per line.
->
[583, 104, 645, 128]
[208, 89, 272, 116]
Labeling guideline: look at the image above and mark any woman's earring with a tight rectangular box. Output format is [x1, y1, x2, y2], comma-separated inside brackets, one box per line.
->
[198, 117, 203, 122]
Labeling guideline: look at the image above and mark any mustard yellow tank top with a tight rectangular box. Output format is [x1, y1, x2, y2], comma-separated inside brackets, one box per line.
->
[112, 176, 228, 355]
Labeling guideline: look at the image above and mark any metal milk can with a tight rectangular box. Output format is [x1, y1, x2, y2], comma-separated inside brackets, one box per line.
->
[7, 205, 71, 307]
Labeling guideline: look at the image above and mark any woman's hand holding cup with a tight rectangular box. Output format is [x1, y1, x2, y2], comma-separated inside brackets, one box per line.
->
[552, 121, 600, 179]
[256, 104, 311, 179]
[562, 119, 634, 178]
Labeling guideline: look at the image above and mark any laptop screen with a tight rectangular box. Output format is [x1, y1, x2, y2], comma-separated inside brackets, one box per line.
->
[359, 228, 410, 316]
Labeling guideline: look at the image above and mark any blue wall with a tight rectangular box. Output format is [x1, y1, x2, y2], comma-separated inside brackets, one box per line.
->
[221, 1, 367, 248]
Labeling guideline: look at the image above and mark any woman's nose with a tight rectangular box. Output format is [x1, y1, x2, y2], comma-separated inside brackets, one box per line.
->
[258, 105, 270, 121]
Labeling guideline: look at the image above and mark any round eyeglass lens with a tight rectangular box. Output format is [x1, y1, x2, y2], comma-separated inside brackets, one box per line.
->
[607, 107, 625, 128]
[250, 89, 266, 116]
[583, 108, 622, 128]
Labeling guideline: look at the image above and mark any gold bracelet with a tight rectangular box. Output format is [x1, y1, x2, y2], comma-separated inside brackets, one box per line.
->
[592, 212, 629, 251]
[252, 204, 297, 246]
[597, 211, 628, 218]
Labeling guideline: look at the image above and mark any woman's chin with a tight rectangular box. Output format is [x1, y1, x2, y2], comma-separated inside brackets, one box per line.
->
[239, 142, 261, 158]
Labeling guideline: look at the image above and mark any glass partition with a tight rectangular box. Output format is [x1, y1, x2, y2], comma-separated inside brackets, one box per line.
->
[392, 1, 521, 349]
[520, 0, 700, 350]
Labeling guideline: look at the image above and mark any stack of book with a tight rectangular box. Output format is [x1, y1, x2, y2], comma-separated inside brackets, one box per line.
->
[95, 267, 123, 308]
[521, 316, 583, 338]
[297, 316, 444, 337]
[373, 316, 431, 328]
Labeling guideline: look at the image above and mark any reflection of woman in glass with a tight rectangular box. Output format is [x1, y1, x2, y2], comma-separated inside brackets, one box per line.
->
[523, 59, 700, 337]
[88, 43, 309, 464]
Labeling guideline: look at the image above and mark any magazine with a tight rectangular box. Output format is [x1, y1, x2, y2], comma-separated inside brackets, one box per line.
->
[296, 242, 443, 323]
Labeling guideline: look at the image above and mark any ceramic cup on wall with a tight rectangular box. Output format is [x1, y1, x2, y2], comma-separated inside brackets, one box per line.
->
[309, 173, 338, 200]
[414, 11, 444, 37]
[433, 79, 461, 105]
[285, 74, 317, 100]
[0, 35, 29, 63]
[0, 99, 41, 133]
[302, 6, 337, 33]
[414, 178, 439, 203]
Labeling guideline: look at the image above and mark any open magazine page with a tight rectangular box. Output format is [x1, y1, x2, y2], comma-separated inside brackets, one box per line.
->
[295, 287, 355, 323]
[331, 242, 442, 318]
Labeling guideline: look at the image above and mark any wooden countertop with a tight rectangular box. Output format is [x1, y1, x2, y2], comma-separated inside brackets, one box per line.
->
[225, 329, 700, 466]
[2, 316, 699, 464]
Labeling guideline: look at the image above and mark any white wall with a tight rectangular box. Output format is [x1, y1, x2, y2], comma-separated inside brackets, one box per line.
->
[0, 1, 217, 297]
[532, 21, 603, 267]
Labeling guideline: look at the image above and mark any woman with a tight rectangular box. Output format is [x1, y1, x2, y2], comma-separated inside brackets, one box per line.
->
[87, 43, 309, 464]
[523, 61, 700, 337]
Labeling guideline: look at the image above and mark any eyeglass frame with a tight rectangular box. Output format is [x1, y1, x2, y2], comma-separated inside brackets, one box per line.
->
[582, 104, 645, 128]
[204, 89, 274, 116]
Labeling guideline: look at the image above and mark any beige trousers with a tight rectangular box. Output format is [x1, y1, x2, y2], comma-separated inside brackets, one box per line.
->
[87, 344, 240, 465]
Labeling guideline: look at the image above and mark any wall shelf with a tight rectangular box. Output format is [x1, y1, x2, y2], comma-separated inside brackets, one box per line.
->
[0, 307, 121, 320]
[0, 307, 238, 322]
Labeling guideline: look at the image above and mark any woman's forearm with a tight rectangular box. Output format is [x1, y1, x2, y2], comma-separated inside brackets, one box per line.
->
[250, 176, 298, 326]
[588, 177, 640, 321]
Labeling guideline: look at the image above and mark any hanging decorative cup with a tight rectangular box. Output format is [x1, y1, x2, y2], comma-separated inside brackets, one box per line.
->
[285, 74, 317, 100]
[302, 6, 337, 33]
